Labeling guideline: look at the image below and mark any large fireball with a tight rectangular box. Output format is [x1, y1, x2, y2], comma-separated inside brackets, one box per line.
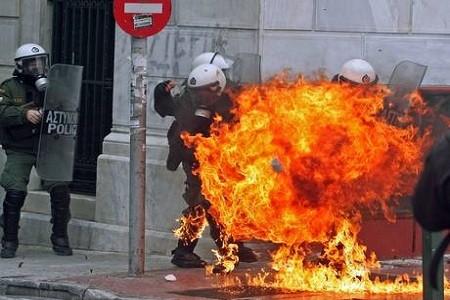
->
[182, 76, 433, 293]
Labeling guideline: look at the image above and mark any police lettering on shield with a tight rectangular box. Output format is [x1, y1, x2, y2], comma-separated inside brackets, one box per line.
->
[43, 110, 78, 136]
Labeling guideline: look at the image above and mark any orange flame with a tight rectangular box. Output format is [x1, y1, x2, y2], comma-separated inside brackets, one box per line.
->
[206, 243, 239, 274]
[173, 205, 208, 244]
[182, 76, 436, 293]
[247, 220, 422, 293]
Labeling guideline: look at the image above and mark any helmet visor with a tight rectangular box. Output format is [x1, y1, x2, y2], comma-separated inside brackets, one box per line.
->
[21, 55, 48, 76]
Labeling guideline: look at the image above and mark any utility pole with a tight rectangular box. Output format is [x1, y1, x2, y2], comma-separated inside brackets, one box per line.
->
[129, 36, 147, 276]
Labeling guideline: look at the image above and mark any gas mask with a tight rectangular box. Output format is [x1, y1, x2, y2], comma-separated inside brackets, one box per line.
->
[34, 75, 49, 92]
[17, 55, 49, 91]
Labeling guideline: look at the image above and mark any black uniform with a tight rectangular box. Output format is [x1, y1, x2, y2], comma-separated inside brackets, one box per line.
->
[154, 81, 256, 268]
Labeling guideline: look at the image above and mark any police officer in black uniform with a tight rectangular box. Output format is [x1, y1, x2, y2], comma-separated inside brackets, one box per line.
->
[154, 56, 257, 268]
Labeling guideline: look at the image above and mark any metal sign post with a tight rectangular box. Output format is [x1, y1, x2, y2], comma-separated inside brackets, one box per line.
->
[114, 0, 172, 276]
[128, 37, 147, 276]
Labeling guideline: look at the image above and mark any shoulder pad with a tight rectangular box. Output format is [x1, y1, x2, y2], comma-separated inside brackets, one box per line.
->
[0, 77, 19, 101]
[0, 77, 18, 88]
[0, 77, 16, 84]
[0, 79, 11, 95]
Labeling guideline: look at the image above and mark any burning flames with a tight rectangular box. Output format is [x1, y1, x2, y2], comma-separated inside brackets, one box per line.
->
[248, 220, 422, 293]
[178, 75, 437, 294]
[173, 205, 208, 245]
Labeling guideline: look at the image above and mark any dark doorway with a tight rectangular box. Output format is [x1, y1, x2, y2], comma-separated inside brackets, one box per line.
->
[51, 0, 115, 194]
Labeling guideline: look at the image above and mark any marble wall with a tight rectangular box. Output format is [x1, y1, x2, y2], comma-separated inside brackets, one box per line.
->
[0, 0, 52, 83]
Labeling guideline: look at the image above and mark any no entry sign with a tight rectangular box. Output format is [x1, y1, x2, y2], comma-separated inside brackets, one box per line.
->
[114, 0, 171, 38]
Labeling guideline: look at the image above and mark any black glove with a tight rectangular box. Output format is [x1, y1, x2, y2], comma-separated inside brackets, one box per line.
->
[154, 81, 175, 117]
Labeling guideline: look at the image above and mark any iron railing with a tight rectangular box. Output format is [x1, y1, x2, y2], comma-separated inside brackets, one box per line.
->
[52, 0, 115, 194]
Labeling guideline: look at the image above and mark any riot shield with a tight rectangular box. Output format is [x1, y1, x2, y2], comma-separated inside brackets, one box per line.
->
[387, 60, 427, 110]
[229, 53, 261, 84]
[36, 64, 83, 181]
[383, 60, 427, 126]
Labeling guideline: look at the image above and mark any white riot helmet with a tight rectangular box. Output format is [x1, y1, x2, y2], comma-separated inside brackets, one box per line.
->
[14, 43, 49, 91]
[191, 52, 233, 71]
[188, 63, 226, 95]
[338, 59, 378, 85]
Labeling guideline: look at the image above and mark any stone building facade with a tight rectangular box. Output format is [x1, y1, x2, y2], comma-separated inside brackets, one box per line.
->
[1, 0, 450, 258]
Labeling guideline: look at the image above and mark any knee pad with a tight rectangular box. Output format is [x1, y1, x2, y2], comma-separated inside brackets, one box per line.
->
[50, 185, 70, 202]
[4, 190, 26, 210]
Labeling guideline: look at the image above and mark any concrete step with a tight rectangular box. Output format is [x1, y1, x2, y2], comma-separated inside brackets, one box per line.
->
[17, 212, 277, 262]
[18, 212, 178, 256]
[22, 191, 96, 221]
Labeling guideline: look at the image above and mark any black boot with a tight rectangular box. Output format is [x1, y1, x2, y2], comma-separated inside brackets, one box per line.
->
[171, 239, 206, 268]
[171, 247, 206, 268]
[50, 185, 72, 256]
[1, 190, 26, 259]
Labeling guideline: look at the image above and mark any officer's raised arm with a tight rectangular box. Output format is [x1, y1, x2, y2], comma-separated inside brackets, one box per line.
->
[153, 80, 177, 117]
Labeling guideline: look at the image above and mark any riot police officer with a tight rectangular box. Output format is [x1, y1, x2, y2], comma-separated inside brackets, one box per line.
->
[332, 58, 379, 85]
[154, 52, 234, 118]
[154, 59, 257, 268]
[0, 43, 72, 258]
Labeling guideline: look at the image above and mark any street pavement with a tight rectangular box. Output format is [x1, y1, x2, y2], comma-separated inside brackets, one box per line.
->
[0, 245, 444, 299]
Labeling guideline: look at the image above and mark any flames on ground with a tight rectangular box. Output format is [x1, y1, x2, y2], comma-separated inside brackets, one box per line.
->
[178, 75, 442, 294]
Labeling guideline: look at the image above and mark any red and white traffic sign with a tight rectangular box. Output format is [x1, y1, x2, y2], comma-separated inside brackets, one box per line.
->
[114, 0, 171, 38]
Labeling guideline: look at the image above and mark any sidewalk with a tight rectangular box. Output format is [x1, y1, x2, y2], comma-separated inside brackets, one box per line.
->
[0, 245, 439, 299]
